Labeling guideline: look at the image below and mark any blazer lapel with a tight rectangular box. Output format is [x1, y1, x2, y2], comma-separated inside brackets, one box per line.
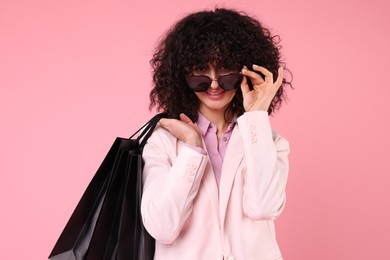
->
[219, 127, 243, 228]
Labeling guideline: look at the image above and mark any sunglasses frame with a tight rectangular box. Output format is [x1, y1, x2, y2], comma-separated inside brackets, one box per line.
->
[185, 73, 243, 92]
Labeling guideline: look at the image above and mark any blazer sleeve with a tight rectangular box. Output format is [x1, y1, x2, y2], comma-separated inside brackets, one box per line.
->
[237, 111, 290, 220]
[141, 127, 208, 244]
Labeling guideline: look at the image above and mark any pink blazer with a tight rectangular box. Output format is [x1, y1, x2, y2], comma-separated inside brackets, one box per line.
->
[141, 111, 290, 260]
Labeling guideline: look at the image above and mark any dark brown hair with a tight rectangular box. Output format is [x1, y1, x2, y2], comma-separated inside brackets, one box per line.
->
[149, 8, 292, 121]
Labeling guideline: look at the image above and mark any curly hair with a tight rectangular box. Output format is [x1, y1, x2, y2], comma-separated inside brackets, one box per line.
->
[149, 8, 292, 122]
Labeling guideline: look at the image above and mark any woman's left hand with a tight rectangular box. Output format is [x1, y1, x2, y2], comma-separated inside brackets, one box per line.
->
[240, 65, 284, 112]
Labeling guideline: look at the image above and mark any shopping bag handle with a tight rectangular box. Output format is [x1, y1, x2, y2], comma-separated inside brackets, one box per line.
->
[130, 113, 168, 150]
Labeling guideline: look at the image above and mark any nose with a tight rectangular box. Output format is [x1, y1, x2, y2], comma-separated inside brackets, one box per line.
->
[210, 77, 219, 89]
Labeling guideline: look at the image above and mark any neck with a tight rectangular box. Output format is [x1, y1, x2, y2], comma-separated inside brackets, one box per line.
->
[199, 107, 232, 135]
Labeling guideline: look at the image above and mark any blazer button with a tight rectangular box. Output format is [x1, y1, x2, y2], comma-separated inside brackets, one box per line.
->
[186, 175, 193, 183]
[250, 137, 257, 143]
[189, 162, 197, 170]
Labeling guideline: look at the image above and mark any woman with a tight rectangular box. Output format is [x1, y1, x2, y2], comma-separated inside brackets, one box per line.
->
[141, 8, 292, 260]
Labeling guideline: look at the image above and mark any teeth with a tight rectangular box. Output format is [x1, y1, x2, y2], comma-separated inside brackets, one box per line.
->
[207, 92, 223, 95]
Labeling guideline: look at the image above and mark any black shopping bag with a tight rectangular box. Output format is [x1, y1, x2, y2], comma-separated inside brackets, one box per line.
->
[49, 113, 166, 260]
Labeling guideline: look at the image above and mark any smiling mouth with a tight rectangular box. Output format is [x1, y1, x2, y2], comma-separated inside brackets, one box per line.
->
[207, 91, 224, 96]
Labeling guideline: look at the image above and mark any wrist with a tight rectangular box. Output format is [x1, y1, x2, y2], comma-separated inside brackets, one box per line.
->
[184, 133, 203, 148]
[246, 101, 270, 112]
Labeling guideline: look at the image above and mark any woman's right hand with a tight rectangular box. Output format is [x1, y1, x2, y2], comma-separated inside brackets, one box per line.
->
[159, 113, 203, 148]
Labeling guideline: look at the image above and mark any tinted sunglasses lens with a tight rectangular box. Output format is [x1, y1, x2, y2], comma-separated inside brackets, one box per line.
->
[218, 74, 243, 90]
[185, 75, 211, 92]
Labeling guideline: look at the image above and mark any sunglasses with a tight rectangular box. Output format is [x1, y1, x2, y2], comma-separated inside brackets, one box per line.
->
[185, 73, 243, 92]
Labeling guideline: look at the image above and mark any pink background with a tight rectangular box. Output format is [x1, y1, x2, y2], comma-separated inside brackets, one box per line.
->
[1, 0, 389, 259]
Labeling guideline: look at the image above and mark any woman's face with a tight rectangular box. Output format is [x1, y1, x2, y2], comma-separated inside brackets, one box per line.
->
[191, 63, 238, 119]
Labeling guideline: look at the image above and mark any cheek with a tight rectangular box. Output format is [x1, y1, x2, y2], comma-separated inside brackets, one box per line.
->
[226, 90, 237, 101]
